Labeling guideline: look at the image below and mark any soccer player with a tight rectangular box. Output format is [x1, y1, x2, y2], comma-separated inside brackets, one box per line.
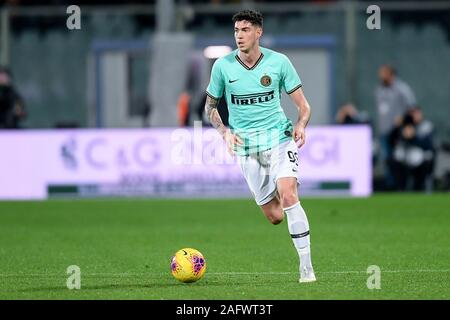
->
[204, 10, 316, 283]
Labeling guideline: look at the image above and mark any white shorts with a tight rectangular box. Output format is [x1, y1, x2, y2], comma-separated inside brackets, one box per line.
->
[237, 139, 299, 206]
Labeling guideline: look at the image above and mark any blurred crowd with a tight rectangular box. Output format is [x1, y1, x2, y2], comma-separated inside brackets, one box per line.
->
[0, 0, 447, 192]
[336, 64, 437, 192]
[388, 106, 435, 192]
[0, 66, 26, 129]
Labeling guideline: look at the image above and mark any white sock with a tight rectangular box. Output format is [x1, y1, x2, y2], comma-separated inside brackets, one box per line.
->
[284, 202, 313, 270]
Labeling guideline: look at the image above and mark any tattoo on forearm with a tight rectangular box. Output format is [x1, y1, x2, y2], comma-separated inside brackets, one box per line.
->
[205, 96, 227, 136]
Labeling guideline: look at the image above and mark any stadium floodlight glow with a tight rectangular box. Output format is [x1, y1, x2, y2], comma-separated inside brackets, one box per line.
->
[203, 46, 232, 59]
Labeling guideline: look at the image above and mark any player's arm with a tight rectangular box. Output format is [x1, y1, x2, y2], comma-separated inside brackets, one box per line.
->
[205, 95, 227, 136]
[289, 87, 311, 148]
[204, 95, 242, 154]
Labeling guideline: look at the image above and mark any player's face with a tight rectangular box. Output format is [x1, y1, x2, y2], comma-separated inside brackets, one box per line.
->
[234, 20, 262, 53]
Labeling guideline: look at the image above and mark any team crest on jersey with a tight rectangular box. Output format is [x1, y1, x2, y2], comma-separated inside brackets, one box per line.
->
[260, 74, 272, 87]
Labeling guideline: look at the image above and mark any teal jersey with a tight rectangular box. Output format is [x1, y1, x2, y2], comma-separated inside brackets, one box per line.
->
[206, 47, 302, 155]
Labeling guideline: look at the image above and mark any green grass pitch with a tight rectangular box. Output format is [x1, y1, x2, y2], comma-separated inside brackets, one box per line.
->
[0, 194, 449, 299]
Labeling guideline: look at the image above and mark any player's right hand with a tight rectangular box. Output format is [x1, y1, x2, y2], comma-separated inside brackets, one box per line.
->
[224, 129, 243, 156]
[294, 123, 306, 148]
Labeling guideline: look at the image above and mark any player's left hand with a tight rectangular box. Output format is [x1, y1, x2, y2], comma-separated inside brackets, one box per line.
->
[294, 123, 306, 148]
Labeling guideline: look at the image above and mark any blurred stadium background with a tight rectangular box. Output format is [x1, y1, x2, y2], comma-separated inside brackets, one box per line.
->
[1, 0, 450, 197]
[0, 0, 449, 300]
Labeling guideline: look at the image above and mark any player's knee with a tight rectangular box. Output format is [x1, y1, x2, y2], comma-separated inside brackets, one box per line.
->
[269, 214, 284, 225]
[279, 192, 299, 208]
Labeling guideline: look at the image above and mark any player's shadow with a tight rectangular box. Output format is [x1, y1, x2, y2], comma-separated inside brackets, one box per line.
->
[12, 278, 260, 293]
[12, 283, 179, 293]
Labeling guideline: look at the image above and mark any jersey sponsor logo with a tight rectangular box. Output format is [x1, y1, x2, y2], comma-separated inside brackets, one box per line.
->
[228, 79, 238, 83]
[231, 90, 275, 105]
[260, 74, 272, 87]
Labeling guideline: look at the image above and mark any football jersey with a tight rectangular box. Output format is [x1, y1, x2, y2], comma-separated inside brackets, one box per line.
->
[206, 47, 302, 155]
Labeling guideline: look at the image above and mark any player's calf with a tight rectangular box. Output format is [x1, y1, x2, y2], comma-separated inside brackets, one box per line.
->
[260, 198, 284, 225]
[267, 214, 283, 225]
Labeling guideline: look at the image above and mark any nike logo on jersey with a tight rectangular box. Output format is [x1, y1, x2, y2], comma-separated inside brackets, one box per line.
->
[228, 79, 238, 83]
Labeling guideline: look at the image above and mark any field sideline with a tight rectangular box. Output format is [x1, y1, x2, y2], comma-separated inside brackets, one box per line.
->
[0, 194, 449, 299]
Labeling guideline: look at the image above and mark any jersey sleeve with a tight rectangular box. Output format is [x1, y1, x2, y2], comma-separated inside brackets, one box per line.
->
[281, 55, 302, 94]
[206, 59, 225, 99]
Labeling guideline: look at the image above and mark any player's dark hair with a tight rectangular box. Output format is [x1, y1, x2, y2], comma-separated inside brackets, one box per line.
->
[232, 10, 263, 28]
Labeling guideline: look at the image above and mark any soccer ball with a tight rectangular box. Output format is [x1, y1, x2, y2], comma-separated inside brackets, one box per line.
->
[171, 248, 207, 283]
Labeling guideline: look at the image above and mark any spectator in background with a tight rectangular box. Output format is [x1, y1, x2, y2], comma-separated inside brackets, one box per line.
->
[335, 103, 370, 125]
[177, 91, 191, 126]
[336, 103, 375, 167]
[375, 64, 416, 189]
[0, 66, 26, 129]
[390, 106, 435, 192]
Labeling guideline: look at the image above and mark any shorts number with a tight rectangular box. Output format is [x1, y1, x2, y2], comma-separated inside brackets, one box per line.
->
[288, 151, 298, 166]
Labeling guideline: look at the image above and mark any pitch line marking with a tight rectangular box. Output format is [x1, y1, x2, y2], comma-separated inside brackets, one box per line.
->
[0, 269, 449, 277]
